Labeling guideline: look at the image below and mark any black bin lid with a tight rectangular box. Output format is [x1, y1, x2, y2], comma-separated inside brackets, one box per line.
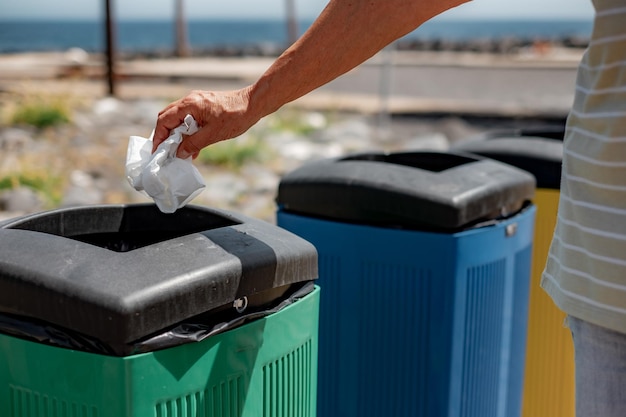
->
[0, 204, 317, 346]
[480, 124, 565, 141]
[453, 134, 563, 189]
[277, 151, 535, 231]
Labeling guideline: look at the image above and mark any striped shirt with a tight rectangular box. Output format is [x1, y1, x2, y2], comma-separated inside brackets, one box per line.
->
[541, 0, 626, 334]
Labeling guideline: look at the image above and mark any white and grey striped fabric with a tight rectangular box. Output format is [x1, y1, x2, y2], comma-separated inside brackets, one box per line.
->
[541, 0, 626, 334]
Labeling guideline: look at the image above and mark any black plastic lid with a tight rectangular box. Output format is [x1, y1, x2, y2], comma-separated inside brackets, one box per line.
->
[0, 204, 318, 346]
[276, 151, 535, 231]
[481, 124, 565, 141]
[453, 135, 563, 189]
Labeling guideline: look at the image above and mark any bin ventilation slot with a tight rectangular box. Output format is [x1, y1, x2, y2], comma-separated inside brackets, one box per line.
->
[340, 152, 478, 173]
[6, 205, 240, 253]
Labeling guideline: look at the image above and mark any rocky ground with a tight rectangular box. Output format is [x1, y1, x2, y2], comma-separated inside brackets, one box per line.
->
[0, 91, 492, 224]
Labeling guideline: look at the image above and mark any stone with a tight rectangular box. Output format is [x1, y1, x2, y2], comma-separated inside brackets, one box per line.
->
[0, 187, 44, 213]
[0, 127, 34, 152]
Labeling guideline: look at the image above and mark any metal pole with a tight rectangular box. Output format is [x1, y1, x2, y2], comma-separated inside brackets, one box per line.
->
[285, 0, 299, 46]
[104, 0, 116, 96]
[175, 0, 190, 57]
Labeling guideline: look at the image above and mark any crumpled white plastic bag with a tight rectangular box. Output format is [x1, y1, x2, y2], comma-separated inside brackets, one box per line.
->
[126, 114, 205, 213]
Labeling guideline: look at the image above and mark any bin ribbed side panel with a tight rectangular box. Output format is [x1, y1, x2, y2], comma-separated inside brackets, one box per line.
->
[356, 261, 432, 417]
[507, 244, 532, 417]
[459, 259, 506, 417]
[9, 385, 99, 417]
[316, 254, 342, 414]
[154, 375, 244, 417]
[263, 340, 314, 417]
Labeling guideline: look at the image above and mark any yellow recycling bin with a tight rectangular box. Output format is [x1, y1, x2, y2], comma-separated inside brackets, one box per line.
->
[455, 130, 574, 417]
[524, 187, 574, 417]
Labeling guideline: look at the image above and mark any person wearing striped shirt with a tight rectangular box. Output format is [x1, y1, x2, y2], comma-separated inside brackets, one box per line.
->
[541, 0, 626, 415]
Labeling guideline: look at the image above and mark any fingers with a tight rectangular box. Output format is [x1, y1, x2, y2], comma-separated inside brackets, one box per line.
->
[152, 104, 187, 153]
[152, 90, 209, 153]
[152, 87, 256, 158]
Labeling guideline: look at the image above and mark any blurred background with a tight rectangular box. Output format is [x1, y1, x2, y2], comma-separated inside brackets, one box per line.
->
[0, 0, 593, 222]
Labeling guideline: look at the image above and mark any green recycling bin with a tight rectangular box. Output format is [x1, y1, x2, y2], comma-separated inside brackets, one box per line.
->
[0, 204, 319, 417]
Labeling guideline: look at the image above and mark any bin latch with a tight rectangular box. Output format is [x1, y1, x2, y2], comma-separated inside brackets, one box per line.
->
[505, 223, 518, 237]
[233, 297, 249, 313]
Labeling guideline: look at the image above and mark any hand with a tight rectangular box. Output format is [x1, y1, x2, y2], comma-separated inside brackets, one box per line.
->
[152, 87, 259, 159]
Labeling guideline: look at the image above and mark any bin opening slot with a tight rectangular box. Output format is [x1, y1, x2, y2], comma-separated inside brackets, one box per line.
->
[340, 152, 478, 172]
[5, 205, 240, 252]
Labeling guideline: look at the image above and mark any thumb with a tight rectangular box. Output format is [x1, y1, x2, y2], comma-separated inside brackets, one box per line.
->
[176, 132, 204, 159]
[177, 125, 221, 159]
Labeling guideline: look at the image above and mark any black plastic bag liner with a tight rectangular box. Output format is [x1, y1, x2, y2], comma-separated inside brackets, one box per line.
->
[0, 204, 318, 356]
[0, 281, 314, 356]
[277, 151, 536, 231]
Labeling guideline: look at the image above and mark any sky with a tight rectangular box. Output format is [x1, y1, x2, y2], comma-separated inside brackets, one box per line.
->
[0, 0, 595, 21]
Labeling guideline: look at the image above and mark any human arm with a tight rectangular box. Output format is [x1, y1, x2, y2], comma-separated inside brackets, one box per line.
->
[153, 0, 471, 158]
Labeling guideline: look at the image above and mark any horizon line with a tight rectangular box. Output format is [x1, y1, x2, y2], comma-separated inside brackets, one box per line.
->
[0, 15, 594, 22]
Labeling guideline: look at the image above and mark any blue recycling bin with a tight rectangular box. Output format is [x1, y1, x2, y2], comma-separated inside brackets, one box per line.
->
[276, 151, 536, 417]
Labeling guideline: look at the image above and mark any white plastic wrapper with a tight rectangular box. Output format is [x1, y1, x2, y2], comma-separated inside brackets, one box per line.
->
[126, 114, 205, 213]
